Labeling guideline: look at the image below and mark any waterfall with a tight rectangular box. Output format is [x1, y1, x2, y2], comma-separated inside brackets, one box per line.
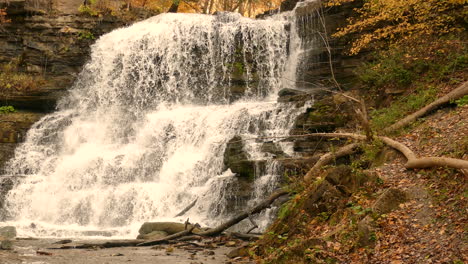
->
[2, 10, 315, 238]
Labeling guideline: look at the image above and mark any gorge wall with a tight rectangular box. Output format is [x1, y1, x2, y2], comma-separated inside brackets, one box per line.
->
[0, 0, 143, 173]
[0, 0, 363, 235]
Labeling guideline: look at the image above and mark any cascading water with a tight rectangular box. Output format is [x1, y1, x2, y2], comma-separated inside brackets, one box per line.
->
[2, 8, 318, 238]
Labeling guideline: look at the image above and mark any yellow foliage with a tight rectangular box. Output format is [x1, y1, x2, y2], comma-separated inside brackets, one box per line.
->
[330, 0, 466, 54]
[78, 0, 281, 18]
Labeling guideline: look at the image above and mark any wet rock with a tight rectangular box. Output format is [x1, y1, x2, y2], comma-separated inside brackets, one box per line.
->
[81, 231, 113, 237]
[223, 136, 266, 179]
[137, 231, 168, 240]
[291, 95, 351, 135]
[277, 88, 312, 104]
[0, 226, 17, 240]
[260, 142, 286, 157]
[0, 239, 13, 250]
[138, 222, 201, 236]
[0, 177, 14, 220]
[0, 13, 131, 111]
[373, 188, 407, 215]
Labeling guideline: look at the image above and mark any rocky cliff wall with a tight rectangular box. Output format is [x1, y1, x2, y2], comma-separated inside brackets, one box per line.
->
[0, 1, 133, 173]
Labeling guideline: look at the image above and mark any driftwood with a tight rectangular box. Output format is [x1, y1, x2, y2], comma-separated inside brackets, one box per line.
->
[384, 81, 468, 133]
[197, 190, 288, 237]
[174, 198, 198, 217]
[71, 239, 146, 249]
[176, 235, 203, 241]
[56, 190, 288, 249]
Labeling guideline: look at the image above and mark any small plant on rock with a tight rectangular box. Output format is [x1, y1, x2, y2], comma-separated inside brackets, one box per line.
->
[0, 106, 16, 114]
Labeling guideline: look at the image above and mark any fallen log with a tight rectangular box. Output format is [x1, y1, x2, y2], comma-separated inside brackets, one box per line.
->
[384, 81, 468, 133]
[197, 190, 289, 237]
[72, 239, 146, 249]
[53, 191, 289, 249]
[300, 133, 468, 182]
[174, 198, 198, 217]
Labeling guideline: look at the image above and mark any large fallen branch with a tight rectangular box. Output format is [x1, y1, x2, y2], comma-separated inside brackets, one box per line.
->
[68, 239, 146, 249]
[304, 143, 361, 182]
[62, 190, 289, 249]
[384, 81, 468, 133]
[301, 133, 468, 181]
[197, 190, 289, 237]
[174, 198, 198, 217]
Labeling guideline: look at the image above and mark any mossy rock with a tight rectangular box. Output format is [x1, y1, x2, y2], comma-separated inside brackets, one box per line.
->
[292, 96, 351, 133]
[136, 230, 168, 240]
[223, 136, 266, 180]
[138, 222, 202, 236]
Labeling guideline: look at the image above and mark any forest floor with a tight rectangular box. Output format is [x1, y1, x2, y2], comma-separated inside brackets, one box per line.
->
[0, 237, 252, 264]
[252, 103, 467, 263]
[340, 105, 467, 263]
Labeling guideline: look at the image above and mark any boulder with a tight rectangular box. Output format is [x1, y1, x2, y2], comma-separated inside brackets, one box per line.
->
[277, 88, 312, 104]
[138, 222, 201, 236]
[0, 240, 13, 250]
[302, 181, 345, 217]
[227, 245, 250, 258]
[373, 188, 407, 215]
[291, 94, 351, 136]
[223, 136, 266, 179]
[0, 226, 17, 240]
[136, 230, 168, 240]
[357, 215, 376, 247]
[260, 142, 287, 157]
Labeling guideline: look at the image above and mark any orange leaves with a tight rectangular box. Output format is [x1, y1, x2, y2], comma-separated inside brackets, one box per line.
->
[0, 8, 10, 24]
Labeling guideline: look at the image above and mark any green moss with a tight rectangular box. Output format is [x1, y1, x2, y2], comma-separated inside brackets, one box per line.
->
[77, 30, 96, 40]
[370, 86, 437, 132]
[0, 106, 16, 114]
[454, 95, 468, 106]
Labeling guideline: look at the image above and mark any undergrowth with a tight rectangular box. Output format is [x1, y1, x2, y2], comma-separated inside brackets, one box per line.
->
[0, 60, 47, 96]
[358, 35, 467, 134]
[370, 86, 438, 132]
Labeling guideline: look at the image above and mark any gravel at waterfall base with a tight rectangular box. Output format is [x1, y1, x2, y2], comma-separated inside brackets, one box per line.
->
[0, 237, 254, 264]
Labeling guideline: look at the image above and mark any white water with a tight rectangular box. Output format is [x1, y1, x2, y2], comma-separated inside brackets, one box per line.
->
[2, 11, 314, 238]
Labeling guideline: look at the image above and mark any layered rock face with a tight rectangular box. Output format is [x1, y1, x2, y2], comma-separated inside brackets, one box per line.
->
[0, 1, 129, 111]
[0, 0, 130, 189]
